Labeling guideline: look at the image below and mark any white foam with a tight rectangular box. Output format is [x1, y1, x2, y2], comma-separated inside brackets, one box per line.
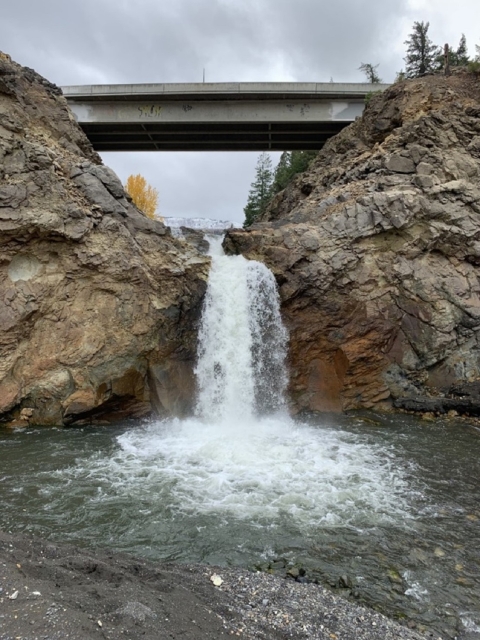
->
[461, 615, 480, 634]
[62, 415, 412, 528]
[403, 570, 430, 602]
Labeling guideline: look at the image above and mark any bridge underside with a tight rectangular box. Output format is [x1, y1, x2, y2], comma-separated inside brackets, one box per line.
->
[64, 83, 386, 152]
[80, 120, 350, 152]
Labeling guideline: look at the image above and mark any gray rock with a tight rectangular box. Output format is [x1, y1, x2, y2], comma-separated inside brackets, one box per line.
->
[87, 164, 126, 199]
[73, 172, 127, 216]
[0, 184, 28, 208]
[179, 227, 210, 253]
[4, 148, 26, 173]
[416, 161, 434, 175]
[300, 231, 319, 250]
[393, 395, 480, 415]
[406, 144, 428, 164]
[126, 209, 166, 236]
[414, 174, 435, 189]
[64, 217, 93, 240]
[467, 136, 480, 158]
[385, 154, 416, 174]
[113, 601, 157, 623]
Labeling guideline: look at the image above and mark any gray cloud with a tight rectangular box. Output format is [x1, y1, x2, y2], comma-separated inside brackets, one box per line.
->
[1, 0, 478, 223]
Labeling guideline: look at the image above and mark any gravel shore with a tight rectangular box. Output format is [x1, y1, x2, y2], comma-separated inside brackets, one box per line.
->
[0, 530, 442, 640]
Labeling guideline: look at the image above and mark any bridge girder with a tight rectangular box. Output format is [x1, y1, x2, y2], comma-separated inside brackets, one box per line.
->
[63, 82, 388, 152]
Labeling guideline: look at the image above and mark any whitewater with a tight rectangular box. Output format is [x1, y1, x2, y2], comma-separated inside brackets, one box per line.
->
[90, 236, 411, 528]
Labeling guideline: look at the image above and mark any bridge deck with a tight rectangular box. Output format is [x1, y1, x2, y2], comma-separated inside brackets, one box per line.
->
[63, 82, 388, 152]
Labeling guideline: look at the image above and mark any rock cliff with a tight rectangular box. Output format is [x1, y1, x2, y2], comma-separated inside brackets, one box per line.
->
[0, 53, 209, 427]
[226, 72, 480, 413]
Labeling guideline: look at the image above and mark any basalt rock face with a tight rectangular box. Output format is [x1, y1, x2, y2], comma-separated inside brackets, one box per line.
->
[0, 53, 209, 427]
[226, 72, 480, 413]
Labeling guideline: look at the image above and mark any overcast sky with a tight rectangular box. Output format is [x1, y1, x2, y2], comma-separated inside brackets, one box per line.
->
[2, 0, 478, 225]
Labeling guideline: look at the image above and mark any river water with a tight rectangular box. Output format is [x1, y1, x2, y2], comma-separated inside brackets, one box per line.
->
[1, 239, 480, 638]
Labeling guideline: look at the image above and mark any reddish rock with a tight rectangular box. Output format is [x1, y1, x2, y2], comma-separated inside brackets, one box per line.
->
[226, 72, 480, 413]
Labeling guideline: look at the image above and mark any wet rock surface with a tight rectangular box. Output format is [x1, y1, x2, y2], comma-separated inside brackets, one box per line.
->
[0, 52, 210, 426]
[0, 530, 434, 640]
[226, 72, 480, 414]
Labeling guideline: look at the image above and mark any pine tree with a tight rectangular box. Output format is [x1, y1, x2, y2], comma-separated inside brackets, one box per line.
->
[404, 21, 441, 78]
[243, 153, 274, 227]
[435, 33, 470, 70]
[454, 34, 470, 66]
[289, 151, 317, 176]
[439, 34, 470, 68]
[271, 151, 318, 196]
[358, 62, 382, 83]
[272, 151, 292, 192]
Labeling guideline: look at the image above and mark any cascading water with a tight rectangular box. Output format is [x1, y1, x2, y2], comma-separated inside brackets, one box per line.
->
[195, 236, 288, 423]
[2, 237, 479, 637]
[106, 238, 411, 527]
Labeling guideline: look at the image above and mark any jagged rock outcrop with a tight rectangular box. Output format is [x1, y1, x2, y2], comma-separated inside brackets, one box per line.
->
[0, 52, 209, 426]
[226, 72, 480, 413]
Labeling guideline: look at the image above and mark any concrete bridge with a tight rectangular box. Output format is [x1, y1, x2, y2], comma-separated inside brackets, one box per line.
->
[63, 82, 389, 152]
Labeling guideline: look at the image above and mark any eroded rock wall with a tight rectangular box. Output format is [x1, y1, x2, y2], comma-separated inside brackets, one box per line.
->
[0, 52, 209, 426]
[226, 73, 480, 413]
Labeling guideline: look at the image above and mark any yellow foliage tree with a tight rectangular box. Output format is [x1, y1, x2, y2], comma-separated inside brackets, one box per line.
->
[125, 174, 159, 219]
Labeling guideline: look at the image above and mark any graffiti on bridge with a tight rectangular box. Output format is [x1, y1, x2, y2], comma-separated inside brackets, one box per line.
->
[138, 105, 163, 118]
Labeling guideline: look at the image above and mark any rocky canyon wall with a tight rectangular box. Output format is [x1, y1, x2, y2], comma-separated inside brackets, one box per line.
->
[226, 72, 480, 413]
[0, 53, 209, 427]
[3, 52, 480, 424]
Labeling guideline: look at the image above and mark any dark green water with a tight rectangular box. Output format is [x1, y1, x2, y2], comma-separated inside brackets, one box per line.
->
[1, 412, 479, 638]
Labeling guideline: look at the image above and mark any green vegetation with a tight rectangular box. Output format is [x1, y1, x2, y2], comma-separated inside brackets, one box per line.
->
[468, 43, 480, 73]
[243, 152, 274, 227]
[450, 34, 470, 67]
[396, 25, 478, 80]
[243, 151, 317, 227]
[272, 151, 317, 192]
[404, 21, 441, 78]
[468, 60, 480, 74]
[359, 63, 382, 84]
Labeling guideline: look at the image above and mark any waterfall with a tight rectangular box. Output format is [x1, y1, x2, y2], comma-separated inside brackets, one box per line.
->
[45, 234, 412, 542]
[194, 236, 288, 423]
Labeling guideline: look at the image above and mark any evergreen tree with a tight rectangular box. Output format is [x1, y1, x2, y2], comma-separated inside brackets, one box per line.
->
[454, 34, 470, 66]
[358, 62, 382, 83]
[243, 153, 274, 227]
[438, 34, 470, 68]
[244, 150, 318, 227]
[271, 151, 317, 195]
[404, 21, 441, 78]
[272, 151, 292, 192]
[289, 151, 317, 176]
